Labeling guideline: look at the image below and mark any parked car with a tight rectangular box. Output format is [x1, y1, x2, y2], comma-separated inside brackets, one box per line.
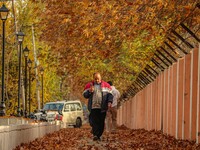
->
[34, 100, 84, 128]
[33, 110, 43, 120]
[82, 103, 89, 123]
[39, 101, 64, 122]
[57, 100, 84, 128]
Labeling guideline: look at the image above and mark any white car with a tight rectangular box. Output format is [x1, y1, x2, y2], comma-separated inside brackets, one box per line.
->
[38, 100, 84, 128]
[33, 111, 43, 120]
[58, 100, 85, 128]
[40, 101, 64, 122]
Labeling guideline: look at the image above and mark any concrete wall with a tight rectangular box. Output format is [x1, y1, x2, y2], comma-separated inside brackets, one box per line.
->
[117, 45, 200, 143]
[0, 121, 61, 150]
[0, 117, 33, 125]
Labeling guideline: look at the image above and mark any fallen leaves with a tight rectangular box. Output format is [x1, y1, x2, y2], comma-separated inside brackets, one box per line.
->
[14, 124, 200, 150]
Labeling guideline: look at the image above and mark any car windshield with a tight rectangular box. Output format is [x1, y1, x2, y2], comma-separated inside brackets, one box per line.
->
[43, 103, 64, 111]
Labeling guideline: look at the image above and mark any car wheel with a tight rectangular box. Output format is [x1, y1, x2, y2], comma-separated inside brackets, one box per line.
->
[75, 118, 82, 128]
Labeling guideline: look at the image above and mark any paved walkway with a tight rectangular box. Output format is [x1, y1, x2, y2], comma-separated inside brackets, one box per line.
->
[14, 124, 200, 150]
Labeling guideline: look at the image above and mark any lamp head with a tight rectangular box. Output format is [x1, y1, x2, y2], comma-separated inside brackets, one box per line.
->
[40, 67, 44, 75]
[16, 31, 25, 43]
[0, 4, 9, 21]
[23, 46, 30, 57]
[28, 59, 32, 68]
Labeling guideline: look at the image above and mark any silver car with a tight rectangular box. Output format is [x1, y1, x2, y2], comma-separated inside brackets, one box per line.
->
[40, 101, 64, 122]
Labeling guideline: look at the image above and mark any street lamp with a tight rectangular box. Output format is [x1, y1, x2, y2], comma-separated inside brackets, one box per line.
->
[40, 67, 44, 109]
[23, 46, 29, 117]
[16, 30, 25, 116]
[27, 59, 32, 115]
[0, 4, 9, 116]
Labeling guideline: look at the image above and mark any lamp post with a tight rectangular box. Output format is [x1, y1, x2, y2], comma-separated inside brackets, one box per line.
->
[28, 59, 32, 115]
[23, 46, 29, 117]
[0, 4, 9, 116]
[16, 31, 25, 116]
[40, 67, 44, 109]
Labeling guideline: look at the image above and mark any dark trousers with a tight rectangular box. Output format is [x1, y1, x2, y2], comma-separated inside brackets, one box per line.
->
[90, 109, 106, 138]
[89, 113, 93, 127]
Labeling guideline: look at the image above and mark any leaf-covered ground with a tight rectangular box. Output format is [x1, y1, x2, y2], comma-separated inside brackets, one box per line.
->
[14, 124, 200, 150]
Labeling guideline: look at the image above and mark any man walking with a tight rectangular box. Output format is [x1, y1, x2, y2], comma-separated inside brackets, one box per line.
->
[106, 81, 120, 133]
[83, 72, 113, 141]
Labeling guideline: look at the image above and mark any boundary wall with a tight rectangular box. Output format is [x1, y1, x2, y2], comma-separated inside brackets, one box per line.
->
[117, 45, 200, 143]
[0, 121, 61, 150]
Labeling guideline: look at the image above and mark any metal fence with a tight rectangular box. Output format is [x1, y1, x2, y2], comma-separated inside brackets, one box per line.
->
[117, 45, 200, 143]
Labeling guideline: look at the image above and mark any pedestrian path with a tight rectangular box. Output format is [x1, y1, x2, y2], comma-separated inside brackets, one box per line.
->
[14, 124, 200, 150]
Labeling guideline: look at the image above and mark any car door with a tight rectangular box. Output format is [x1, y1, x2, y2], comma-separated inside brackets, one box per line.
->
[69, 103, 77, 124]
[62, 103, 76, 124]
[62, 104, 72, 124]
[74, 102, 84, 122]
